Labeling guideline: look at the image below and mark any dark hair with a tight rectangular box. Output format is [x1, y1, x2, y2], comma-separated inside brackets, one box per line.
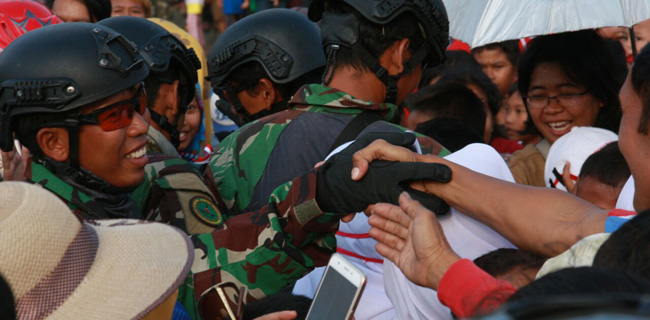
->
[579, 142, 630, 189]
[144, 62, 187, 110]
[518, 30, 622, 133]
[323, 1, 424, 73]
[242, 293, 312, 320]
[46, 0, 111, 21]
[630, 43, 650, 134]
[604, 39, 629, 90]
[229, 61, 324, 100]
[419, 50, 483, 88]
[593, 212, 650, 280]
[508, 82, 540, 137]
[509, 267, 650, 302]
[415, 117, 483, 152]
[437, 68, 502, 117]
[472, 40, 521, 67]
[407, 82, 487, 138]
[0, 273, 15, 320]
[474, 248, 546, 278]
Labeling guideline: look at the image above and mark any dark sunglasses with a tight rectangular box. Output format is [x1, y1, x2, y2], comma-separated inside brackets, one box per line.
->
[78, 84, 147, 131]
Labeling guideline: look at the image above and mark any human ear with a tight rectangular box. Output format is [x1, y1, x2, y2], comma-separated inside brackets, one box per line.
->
[36, 128, 69, 162]
[258, 78, 278, 110]
[390, 38, 411, 75]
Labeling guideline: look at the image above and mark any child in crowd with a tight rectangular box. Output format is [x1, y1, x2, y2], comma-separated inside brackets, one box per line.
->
[504, 83, 540, 146]
[405, 81, 486, 137]
[471, 40, 520, 97]
[576, 142, 631, 210]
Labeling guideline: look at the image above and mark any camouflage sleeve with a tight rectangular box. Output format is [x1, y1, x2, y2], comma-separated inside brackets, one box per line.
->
[132, 154, 227, 235]
[179, 170, 338, 319]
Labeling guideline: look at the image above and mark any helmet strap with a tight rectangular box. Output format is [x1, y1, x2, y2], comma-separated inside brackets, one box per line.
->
[149, 109, 181, 148]
[67, 125, 81, 168]
[349, 42, 428, 105]
[322, 44, 340, 86]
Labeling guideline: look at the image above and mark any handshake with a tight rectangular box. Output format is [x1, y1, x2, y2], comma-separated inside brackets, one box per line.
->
[315, 132, 453, 215]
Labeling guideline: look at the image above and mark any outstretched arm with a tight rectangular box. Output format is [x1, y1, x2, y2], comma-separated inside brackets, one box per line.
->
[354, 139, 609, 257]
[369, 192, 517, 317]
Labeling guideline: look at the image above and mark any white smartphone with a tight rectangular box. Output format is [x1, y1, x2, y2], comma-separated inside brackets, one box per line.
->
[305, 253, 367, 320]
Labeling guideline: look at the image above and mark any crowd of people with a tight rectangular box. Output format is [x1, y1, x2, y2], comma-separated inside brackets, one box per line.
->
[1, 0, 650, 319]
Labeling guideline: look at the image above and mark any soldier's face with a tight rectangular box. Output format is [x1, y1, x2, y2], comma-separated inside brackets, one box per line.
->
[77, 87, 150, 188]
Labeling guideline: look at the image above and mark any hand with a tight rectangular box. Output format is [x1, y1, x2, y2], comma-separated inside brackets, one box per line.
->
[316, 133, 451, 214]
[368, 192, 460, 290]
[253, 310, 297, 320]
[562, 161, 577, 194]
[1, 144, 29, 181]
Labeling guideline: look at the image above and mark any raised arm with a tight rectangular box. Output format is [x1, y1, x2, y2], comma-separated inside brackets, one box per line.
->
[353, 139, 609, 257]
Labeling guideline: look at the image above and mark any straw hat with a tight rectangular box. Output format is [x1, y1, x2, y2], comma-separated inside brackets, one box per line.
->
[0, 182, 193, 320]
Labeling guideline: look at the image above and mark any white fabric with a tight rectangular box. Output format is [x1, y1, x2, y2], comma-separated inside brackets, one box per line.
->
[293, 214, 396, 320]
[616, 175, 636, 210]
[544, 127, 618, 191]
[535, 233, 611, 279]
[442, 0, 650, 48]
[384, 143, 517, 320]
[294, 141, 397, 320]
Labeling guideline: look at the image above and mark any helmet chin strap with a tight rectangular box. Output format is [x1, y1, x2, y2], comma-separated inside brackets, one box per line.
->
[149, 109, 182, 148]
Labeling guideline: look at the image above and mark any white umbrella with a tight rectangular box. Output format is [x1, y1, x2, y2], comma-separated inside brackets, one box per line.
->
[443, 0, 650, 48]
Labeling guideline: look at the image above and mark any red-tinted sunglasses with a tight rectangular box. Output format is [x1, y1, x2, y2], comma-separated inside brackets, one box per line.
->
[78, 84, 147, 131]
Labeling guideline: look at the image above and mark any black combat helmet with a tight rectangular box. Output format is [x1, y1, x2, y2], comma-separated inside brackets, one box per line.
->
[98, 16, 202, 147]
[206, 8, 326, 126]
[308, 0, 449, 104]
[0, 23, 148, 163]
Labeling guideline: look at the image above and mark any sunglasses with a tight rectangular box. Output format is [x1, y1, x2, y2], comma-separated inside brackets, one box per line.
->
[78, 84, 147, 131]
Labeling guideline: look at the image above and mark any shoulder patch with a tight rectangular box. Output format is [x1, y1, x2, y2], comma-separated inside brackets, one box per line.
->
[190, 196, 223, 227]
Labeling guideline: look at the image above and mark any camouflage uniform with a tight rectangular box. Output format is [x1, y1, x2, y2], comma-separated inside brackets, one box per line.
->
[132, 153, 225, 235]
[186, 83, 448, 319]
[26, 153, 222, 235]
[147, 126, 181, 158]
[208, 83, 447, 214]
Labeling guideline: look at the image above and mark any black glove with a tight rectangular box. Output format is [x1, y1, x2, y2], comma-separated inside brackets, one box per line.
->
[316, 132, 452, 215]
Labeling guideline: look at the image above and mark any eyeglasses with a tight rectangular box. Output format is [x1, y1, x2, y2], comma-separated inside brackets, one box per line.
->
[523, 91, 590, 110]
[78, 84, 147, 131]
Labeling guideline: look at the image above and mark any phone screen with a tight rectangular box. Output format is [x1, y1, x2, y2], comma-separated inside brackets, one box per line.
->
[306, 266, 359, 320]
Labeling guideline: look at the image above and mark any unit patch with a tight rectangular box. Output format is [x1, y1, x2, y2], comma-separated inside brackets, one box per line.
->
[190, 196, 223, 227]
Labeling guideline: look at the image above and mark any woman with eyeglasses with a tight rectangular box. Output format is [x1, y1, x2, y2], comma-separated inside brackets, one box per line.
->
[507, 30, 622, 187]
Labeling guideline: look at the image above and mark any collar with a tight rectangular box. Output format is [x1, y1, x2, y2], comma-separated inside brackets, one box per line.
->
[27, 160, 141, 220]
[288, 84, 398, 121]
[147, 126, 181, 158]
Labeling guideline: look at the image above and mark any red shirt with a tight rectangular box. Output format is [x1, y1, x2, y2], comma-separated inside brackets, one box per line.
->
[437, 259, 517, 318]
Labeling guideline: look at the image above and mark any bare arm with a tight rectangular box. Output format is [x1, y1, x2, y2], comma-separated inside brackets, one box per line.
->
[353, 140, 609, 257]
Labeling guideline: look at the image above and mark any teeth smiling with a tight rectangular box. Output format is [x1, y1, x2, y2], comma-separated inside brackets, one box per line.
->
[549, 121, 571, 131]
[180, 132, 186, 138]
[126, 146, 146, 159]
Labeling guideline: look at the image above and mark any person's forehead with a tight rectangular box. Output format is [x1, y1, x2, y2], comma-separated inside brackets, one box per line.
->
[475, 48, 508, 62]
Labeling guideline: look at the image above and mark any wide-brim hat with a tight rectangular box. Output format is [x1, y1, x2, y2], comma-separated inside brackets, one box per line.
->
[0, 181, 193, 320]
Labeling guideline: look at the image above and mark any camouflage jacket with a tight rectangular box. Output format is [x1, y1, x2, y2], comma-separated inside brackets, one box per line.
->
[26, 160, 141, 220]
[147, 126, 181, 158]
[207, 83, 445, 215]
[188, 84, 447, 319]
[132, 153, 224, 235]
[180, 170, 339, 320]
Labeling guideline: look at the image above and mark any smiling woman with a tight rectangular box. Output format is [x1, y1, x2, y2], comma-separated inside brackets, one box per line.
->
[507, 30, 623, 187]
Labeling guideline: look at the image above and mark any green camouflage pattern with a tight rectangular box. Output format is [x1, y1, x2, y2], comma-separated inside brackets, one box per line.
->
[26, 161, 106, 219]
[132, 153, 225, 234]
[207, 84, 401, 214]
[180, 170, 340, 319]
